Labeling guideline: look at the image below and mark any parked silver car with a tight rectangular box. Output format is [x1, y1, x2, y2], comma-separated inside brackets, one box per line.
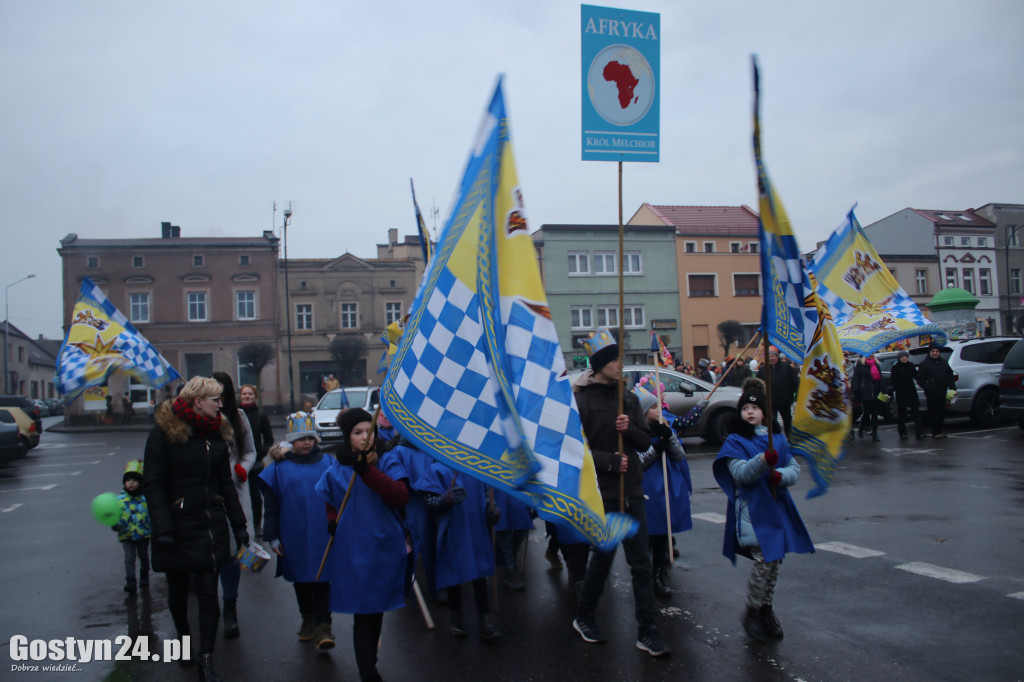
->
[312, 386, 380, 444]
[569, 364, 741, 444]
[997, 338, 1024, 431]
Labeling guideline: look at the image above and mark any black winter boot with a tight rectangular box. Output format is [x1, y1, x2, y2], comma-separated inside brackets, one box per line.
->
[124, 577, 137, 595]
[760, 605, 784, 638]
[871, 430, 880, 442]
[197, 653, 221, 682]
[139, 571, 149, 589]
[742, 606, 769, 642]
[654, 568, 673, 597]
[479, 613, 501, 641]
[222, 598, 239, 639]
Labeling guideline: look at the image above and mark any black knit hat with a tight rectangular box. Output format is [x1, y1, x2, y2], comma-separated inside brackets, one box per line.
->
[339, 407, 373, 443]
[736, 378, 768, 416]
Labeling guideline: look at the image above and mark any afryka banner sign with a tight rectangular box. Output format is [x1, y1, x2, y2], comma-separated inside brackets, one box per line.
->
[581, 4, 660, 162]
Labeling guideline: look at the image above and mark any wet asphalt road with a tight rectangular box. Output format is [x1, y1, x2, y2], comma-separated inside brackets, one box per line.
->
[1, 416, 1023, 681]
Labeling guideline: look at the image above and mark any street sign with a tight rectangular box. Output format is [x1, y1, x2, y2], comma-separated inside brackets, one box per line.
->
[581, 5, 660, 162]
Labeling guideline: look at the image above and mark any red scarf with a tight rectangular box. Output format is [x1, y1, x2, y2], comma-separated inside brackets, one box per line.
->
[172, 397, 222, 437]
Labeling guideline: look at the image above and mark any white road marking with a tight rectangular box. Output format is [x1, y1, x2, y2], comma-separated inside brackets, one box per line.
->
[33, 442, 108, 449]
[10, 460, 100, 467]
[1, 503, 23, 512]
[15, 471, 81, 479]
[816, 541, 886, 559]
[692, 512, 726, 524]
[0, 484, 58, 493]
[1008, 592, 1024, 601]
[894, 562, 984, 584]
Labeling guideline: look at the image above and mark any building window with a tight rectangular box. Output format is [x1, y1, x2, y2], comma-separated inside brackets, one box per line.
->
[570, 306, 593, 330]
[296, 304, 313, 331]
[688, 274, 716, 297]
[977, 237, 987, 247]
[596, 305, 618, 328]
[236, 290, 256, 320]
[193, 254, 205, 267]
[568, 252, 589, 275]
[1012, 268, 1022, 294]
[943, 236, 954, 247]
[730, 242, 741, 253]
[339, 302, 358, 329]
[185, 353, 213, 379]
[132, 256, 144, 268]
[888, 267, 897, 278]
[703, 242, 715, 253]
[962, 268, 975, 294]
[684, 242, 696, 254]
[385, 302, 403, 325]
[945, 268, 958, 288]
[187, 291, 208, 322]
[239, 254, 250, 266]
[87, 256, 99, 269]
[960, 237, 971, 247]
[129, 293, 150, 323]
[623, 305, 645, 329]
[592, 252, 616, 274]
[623, 251, 642, 274]
[915, 269, 928, 295]
[979, 268, 992, 296]
[733, 273, 760, 296]
[748, 242, 759, 253]
[1009, 227, 1020, 247]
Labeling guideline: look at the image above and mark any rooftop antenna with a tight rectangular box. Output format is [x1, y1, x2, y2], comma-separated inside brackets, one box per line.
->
[272, 201, 277, 234]
[430, 198, 441, 241]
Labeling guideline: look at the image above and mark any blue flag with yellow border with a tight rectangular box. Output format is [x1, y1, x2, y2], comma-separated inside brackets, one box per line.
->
[381, 78, 635, 549]
[57, 277, 181, 403]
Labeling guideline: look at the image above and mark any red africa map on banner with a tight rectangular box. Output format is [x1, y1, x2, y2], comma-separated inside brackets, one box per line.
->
[602, 61, 639, 108]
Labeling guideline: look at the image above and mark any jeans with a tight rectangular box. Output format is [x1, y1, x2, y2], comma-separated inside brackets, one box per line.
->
[495, 529, 528, 571]
[895, 397, 923, 437]
[219, 560, 241, 600]
[925, 393, 947, 435]
[166, 570, 219, 654]
[577, 497, 656, 632]
[122, 539, 150, 582]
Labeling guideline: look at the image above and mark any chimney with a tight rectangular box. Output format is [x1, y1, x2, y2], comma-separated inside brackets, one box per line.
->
[388, 228, 398, 246]
[171, 224, 180, 238]
[161, 222, 172, 238]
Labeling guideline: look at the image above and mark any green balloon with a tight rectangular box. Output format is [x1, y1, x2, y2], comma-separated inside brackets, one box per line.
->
[91, 492, 121, 526]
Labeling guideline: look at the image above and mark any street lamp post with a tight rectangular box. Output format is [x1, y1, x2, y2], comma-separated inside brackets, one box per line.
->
[282, 206, 295, 413]
[1005, 224, 1022, 335]
[3, 274, 36, 395]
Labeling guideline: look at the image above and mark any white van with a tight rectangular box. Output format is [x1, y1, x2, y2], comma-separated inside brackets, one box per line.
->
[311, 386, 379, 444]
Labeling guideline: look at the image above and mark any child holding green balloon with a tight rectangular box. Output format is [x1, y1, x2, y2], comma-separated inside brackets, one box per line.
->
[112, 460, 152, 595]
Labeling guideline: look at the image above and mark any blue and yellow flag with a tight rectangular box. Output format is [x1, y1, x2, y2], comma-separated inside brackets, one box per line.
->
[410, 179, 434, 265]
[381, 78, 635, 549]
[810, 207, 947, 355]
[752, 57, 851, 497]
[57, 277, 181, 403]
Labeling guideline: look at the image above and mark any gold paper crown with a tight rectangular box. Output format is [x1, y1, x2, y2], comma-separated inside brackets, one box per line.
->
[631, 383, 658, 408]
[583, 327, 616, 356]
[286, 411, 316, 441]
[123, 460, 143, 477]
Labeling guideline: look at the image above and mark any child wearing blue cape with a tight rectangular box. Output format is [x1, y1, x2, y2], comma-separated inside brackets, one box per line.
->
[315, 408, 411, 682]
[633, 385, 694, 598]
[260, 412, 334, 651]
[493, 489, 534, 591]
[712, 378, 814, 642]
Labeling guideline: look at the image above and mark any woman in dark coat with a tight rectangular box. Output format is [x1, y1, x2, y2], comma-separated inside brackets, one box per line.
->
[239, 383, 274, 537]
[144, 376, 248, 682]
[851, 355, 883, 441]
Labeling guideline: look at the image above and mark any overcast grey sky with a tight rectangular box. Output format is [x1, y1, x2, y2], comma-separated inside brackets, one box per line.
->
[2, 0, 1022, 341]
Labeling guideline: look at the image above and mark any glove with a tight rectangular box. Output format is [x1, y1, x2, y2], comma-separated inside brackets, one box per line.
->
[327, 519, 337, 537]
[485, 502, 500, 525]
[650, 421, 673, 440]
[442, 486, 467, 507]
[352, 454, 369, 476]
[155, 535, 175, 549]
[769, 470, 782, 487]
[234, 463, 248, 483]
[235, 529, 250, 550]
[763, 449, 778, 467]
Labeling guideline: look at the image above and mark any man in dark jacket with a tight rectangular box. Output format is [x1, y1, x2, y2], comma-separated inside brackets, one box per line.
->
[916, 343, 956, 438]
[756, 347, 799, 436]
[571, 327, 668, 658]
[889, 350, 924, 440]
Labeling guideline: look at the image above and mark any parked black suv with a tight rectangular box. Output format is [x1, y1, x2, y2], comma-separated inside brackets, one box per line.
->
[0, 396, 43, 432]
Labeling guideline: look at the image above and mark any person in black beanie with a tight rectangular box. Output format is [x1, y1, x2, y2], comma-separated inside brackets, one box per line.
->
[890, 350, 925, 440]
[916, 343, 956, 438]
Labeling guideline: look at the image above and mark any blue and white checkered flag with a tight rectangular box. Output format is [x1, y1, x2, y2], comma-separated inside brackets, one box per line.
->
[57, 277, 181, 403]
[381, 78, 636, 550]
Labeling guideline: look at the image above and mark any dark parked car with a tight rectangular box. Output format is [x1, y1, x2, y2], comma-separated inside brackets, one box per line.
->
[997, 338, 1024, 431]
[0, 411, 27, 464]
[0, 395, 43, 432]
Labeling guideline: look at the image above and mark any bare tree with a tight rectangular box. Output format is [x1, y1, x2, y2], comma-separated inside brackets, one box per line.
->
[717, 320, 745, 356]
[328, 336, 367, 385]
[237, 343, 275, 389]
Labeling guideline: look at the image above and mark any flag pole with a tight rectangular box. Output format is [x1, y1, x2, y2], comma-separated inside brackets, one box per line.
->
[652, 352, 673, 565]
[617, 160, 626, 514]
[760, 332, 777, 500]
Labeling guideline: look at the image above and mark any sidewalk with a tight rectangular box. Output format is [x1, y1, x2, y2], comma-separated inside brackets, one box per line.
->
[46, 416, 290, 435]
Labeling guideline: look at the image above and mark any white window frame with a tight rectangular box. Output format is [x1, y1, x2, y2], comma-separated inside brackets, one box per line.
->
[129, 292, 150, 324]
[703, 241, 715, 253]
[568, 252, 590, 276]
[945, 268, 958, 289]
[979, 268, 992, 296]
[623, 305, 645, 329]
[730, 242, 741, 253]
[385, 301, 403, 326]
[570, 305, 593, 330]
[1009, 227, 1020, 247]
[339, 302, 359, 329]
[943, 236, 954, 247]
[960, 236, 971, 247]
[687, 273, 718, 298]
[235, 290, 257, 320]
[962, 268, 975, 294]
[684, 242, 696, 254]
[623, 251, 642, 275]
[295, 303, 313, 331]
[186, 290, 209, 322]
[592, 252, 616, 275]
[1011, 268, 1022, 294]
[192, 254, 205, 267]
[596, 305, 618, 328]
[239, 254, 250, 266]
[915, 269, 928, 295]
[132, 255, 144, 268]
[748, 241, 759, 253]
[87, 256, 100, 269]
[732, 272, 761, 297]
[977, 237, 987, 247]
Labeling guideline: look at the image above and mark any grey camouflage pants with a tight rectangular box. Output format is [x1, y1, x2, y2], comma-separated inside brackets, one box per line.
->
[746, 548, 781, 608]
